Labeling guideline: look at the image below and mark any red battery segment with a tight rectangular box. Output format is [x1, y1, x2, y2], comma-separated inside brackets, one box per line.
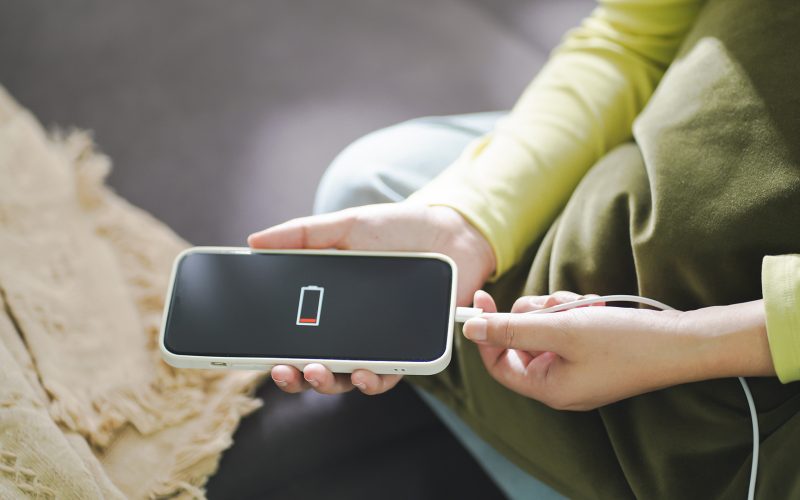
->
[296, 285, 324, 326]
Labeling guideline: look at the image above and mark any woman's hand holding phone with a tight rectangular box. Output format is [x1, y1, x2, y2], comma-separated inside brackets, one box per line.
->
[247, 202, 496, 395]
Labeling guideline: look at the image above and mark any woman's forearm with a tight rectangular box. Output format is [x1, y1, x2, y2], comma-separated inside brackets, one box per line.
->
[681, 300, 775, 381]
[464, 294, 778, 411]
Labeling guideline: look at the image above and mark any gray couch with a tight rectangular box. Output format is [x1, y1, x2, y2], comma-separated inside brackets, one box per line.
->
[0, 1, 593, 497]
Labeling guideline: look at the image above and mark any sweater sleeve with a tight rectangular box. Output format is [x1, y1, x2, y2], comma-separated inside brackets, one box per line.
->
[762, 255, 800, 383]
[407, 0, 703, 279]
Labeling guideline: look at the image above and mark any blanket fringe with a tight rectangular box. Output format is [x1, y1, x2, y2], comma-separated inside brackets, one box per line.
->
[48, 119, 267, 497]
[46, 378, 207, 449]
[150, 376, 263, 499]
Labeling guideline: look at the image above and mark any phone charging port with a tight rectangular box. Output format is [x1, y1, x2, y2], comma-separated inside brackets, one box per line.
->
[210, 361, 229, 367]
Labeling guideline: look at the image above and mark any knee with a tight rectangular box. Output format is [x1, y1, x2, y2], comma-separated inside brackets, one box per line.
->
[314, 112, 500, 215]
[313, 124, 411, 215]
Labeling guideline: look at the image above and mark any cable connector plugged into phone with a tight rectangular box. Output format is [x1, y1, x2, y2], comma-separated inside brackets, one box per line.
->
[455, 307, 483, 322]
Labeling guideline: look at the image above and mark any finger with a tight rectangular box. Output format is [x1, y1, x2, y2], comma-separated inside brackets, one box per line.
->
[302, 363, 355, 394]
[513, 291, 599, 314]
[511, 295, 550, 313]
[464, 312, 564, 353]
[543, 291, 583, 309]
[529, 351, 558, 379]
[247, 209, 356, 249]
[473, 290, 498, 313]
[351, 370, 402, 395]
[271, 365, 309, 393]
[475, 344, 556, 400]
[463, 290, 497, 348]
[467, 289, 511, 364]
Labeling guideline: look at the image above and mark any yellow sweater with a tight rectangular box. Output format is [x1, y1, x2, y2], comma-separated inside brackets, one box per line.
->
[408, 0, 800, 383]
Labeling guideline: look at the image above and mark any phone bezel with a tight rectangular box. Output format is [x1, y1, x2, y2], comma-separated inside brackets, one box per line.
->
[159, 246, 457, 375]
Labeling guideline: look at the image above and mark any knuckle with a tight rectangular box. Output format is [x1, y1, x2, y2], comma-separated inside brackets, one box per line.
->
[547, 291, 579, 307]
[511, 297, 527, 313]
[362, 384, 380, 396]
[512, 296, 543, 313]
[295, 220, 311, 247]
[501, 317, 516, 348]
[316, 384, 336, 395]
[376, 375, 398, 394]
[543, 295, 560, 308]
[543, 391, 572, 411]
[539, 382, 591, 412]
[285, 383, 305, 394]
[344, 206, 362, 227]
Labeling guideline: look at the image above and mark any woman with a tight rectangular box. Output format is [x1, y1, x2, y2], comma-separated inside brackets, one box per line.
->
[247, 0, 800, 497]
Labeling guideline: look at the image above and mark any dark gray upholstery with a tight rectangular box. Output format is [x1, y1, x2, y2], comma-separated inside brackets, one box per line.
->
[207, 381, 503, 499]
[0, 1, 593, 497]
[0, 0, 592, 245]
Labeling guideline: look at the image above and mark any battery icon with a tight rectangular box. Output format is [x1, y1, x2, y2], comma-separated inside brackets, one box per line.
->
[296, 285, 324, 326]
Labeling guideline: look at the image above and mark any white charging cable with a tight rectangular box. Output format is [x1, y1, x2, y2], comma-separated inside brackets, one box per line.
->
[456, 294, 759, 500]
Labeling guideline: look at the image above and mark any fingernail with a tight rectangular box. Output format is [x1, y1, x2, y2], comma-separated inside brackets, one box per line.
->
[464, 318, 487, 341]
[354, 383, 367, 391]
[307, 378, 319, 387]
[274, 379, 288, 387]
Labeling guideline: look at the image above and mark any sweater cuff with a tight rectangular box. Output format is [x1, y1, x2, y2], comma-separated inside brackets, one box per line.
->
[762, 254, 800, 383]
[405, 137, 515, 283]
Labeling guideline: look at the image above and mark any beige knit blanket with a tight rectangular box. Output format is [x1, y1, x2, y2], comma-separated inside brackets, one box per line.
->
[0, 86, 264, 499]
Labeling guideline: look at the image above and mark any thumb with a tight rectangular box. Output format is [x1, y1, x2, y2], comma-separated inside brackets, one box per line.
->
[464, 312, 566, 353]
[248, 210, 356, 249]
[467, 290, 505, 368]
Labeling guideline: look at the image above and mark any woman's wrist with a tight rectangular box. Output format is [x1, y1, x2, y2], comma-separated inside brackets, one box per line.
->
[427, 205, 497, 278]
[682, 300, 776, 381]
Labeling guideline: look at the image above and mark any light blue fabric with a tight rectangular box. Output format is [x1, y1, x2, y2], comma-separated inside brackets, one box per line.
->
[314, 113, 565, 499]
[314, 112, 505, 213]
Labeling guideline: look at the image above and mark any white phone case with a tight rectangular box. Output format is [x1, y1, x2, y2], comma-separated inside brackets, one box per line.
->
[159, 247, 457, 375]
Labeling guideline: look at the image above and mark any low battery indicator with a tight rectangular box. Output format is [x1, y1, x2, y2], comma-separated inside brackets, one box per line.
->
[296, 285, 324, 326]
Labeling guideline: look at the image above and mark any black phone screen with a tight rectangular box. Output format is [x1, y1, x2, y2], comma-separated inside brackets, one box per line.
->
[162, 251, 454, 361]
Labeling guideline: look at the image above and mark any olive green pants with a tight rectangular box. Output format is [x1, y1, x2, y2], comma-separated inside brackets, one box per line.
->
[317, 0, 800, 497]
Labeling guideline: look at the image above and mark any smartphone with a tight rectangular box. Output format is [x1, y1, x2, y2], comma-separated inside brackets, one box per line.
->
[159, 247, 457, 375]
